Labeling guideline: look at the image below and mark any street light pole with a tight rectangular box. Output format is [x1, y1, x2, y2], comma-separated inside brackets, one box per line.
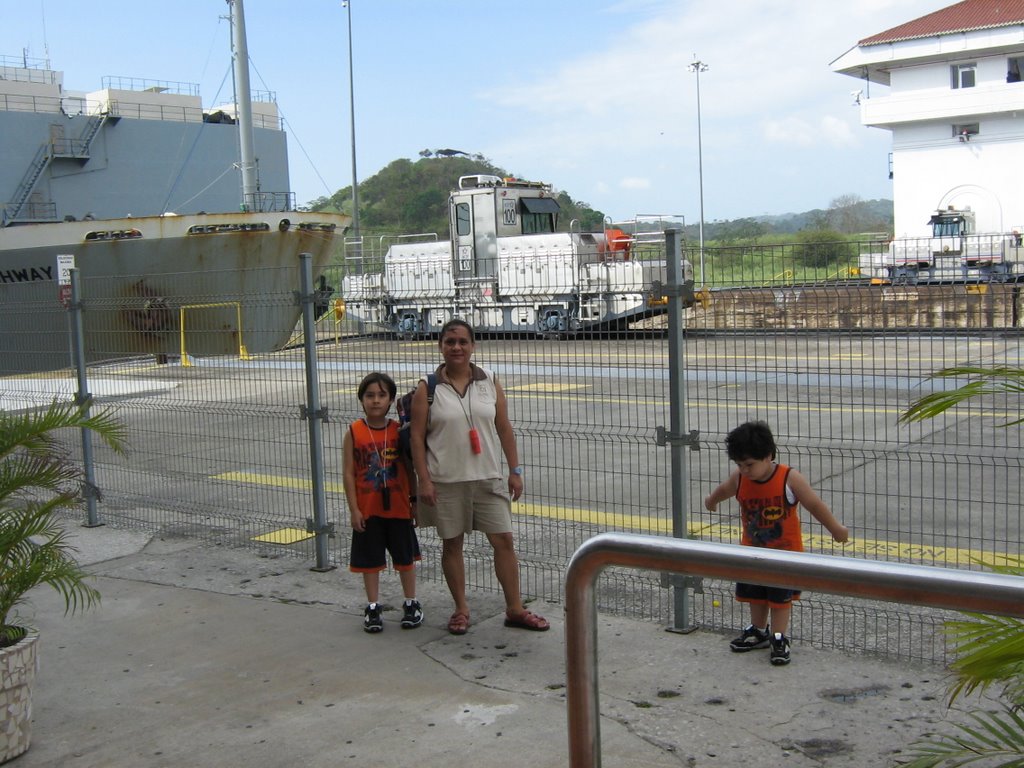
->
[688, 57, 708, 287]
[343, 1, 360, 255]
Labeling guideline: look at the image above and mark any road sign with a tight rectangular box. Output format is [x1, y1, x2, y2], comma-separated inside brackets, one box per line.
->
[57, 254, 74, 307]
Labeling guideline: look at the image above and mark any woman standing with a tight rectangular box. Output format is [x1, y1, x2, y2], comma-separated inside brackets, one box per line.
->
[410, 319, 548, 635]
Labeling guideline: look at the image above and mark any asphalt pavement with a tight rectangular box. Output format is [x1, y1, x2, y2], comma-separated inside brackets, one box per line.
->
[15, 522, 983, 768]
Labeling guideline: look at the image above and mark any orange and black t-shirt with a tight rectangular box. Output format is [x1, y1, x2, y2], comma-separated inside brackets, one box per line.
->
[736, 463, 803, 552]
[349, 419, 413, 520]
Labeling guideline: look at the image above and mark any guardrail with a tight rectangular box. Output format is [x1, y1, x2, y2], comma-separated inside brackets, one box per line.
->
[564, 533, 1024, 768]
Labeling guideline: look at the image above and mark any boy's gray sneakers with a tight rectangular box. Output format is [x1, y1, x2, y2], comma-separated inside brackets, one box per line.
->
[401, 599, 423, 629]
[769, 632, 792, 665]
[364, 603, 383, 633]
[729, 624, 771, 652]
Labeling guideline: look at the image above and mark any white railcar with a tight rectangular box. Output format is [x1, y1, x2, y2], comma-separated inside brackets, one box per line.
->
[860, 207, 1024, 284]
[341, 175, 693, 336]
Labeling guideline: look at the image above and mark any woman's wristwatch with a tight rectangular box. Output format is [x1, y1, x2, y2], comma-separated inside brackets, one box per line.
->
[510, 466, 524, 476]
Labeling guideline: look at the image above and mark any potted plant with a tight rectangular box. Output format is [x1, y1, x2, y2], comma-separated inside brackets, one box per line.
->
[0, 400, 126, 763]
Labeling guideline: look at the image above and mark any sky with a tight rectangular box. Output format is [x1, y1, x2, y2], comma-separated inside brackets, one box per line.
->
[2, 0, 946, 224]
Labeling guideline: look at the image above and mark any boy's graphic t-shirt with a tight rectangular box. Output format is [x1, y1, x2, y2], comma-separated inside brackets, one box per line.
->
[736, 463, 803, 551]
[349, 419, 412, 520]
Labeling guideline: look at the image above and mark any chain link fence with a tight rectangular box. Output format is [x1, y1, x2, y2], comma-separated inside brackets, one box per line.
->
[2, 238, 1020, 663]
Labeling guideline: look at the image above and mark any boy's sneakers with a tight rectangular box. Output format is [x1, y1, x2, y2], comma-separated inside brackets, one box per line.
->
[769, 632, 792, 665]
[729, 624, 771, 652]
[401, 599, 423, 629]
[363, 603, 383, 633]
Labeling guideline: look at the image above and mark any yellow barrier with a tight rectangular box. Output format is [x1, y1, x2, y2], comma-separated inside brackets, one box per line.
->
[179, 301, 250, 367]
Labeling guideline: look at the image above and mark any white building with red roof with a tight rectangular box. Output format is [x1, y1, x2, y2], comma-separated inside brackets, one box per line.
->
[832, 0, 1024, 237]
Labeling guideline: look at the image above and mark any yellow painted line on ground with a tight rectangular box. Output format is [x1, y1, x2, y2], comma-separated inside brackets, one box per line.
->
[515, 501, 1015, 566]
[512, 392, 1019, 420]
[213, 471, 345, 494]
[252, 527, 314, 545]
[505, 383, 590, 392]
[217, 472, 1014, 567]
[515, 391, 908, 415]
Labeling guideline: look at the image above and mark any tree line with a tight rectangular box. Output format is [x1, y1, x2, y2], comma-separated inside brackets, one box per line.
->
[305, 155, 893, 244]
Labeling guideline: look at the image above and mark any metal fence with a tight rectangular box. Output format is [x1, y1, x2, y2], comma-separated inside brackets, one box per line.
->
[2, 238, 1020, 664]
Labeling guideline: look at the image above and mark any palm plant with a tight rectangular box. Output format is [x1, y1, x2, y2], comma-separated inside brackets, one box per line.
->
[894, 366, 1024, 767]
[0, 400, 127, 647]
[900, 366, 1024, 426]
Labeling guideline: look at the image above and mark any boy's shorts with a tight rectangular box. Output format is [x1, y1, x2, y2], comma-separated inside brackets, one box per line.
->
[418, 478, 512, 540]
[735, 582, 801, 608]
[349, 516, 421, 573]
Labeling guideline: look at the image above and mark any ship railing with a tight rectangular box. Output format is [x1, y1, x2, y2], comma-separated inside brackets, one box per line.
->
[243, 191, 297, 213]
[100, 76, 200, 97]
[0, 59, 58, 85]
[2, 201, 57, 226]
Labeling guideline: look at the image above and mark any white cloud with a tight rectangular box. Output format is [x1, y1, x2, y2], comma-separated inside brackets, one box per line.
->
[620, 177, 651, 190]
[820, 115, 858, 147]
[763, 117, 817, 147]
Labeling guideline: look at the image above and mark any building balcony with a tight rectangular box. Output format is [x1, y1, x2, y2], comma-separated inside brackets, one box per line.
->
[861, 81, 1024, 127]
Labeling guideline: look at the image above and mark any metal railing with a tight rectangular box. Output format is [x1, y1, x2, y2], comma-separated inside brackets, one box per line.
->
[564, 533, 1024, 768]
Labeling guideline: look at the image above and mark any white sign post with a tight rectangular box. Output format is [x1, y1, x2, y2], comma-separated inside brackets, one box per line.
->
[57, 254, 75, 307]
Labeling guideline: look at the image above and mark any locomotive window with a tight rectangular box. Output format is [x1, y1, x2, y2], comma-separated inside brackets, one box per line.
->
[455, 202, 471, 236]
[520, 197, 560, 235]
[520, 197, 561, 214]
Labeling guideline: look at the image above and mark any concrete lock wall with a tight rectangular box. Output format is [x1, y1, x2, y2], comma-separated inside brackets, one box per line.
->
[696, 284, 1020, 331]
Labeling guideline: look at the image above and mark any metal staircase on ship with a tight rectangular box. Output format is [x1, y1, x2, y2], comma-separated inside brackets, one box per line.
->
[2, 110, 117, 227]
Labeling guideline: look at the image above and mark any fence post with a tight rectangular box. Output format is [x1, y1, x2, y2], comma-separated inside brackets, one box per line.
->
[298, 254, 334, 571]
[663, 229, 697, 631]
[68, 268, 102, 528]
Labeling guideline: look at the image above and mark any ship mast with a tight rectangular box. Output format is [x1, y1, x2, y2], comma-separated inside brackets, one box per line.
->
[228, 0, 258, 211]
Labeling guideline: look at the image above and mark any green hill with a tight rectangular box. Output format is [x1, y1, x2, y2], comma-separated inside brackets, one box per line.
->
[306, 156, 893, 241]
[305, 156, 605, 236]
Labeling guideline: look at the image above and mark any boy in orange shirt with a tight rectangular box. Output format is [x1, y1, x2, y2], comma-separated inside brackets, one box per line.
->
[343, 372, 421, 632]
[704, 421, 848, 665]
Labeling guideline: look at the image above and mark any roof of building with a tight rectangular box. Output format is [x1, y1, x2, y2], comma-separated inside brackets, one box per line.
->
[860, 0, 1024, 45]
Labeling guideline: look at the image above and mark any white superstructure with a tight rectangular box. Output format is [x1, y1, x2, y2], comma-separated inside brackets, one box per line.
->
[832, 0, 1024, 239]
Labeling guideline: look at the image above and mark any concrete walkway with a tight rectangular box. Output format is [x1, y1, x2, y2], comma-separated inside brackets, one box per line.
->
[16, 525, 975, 767]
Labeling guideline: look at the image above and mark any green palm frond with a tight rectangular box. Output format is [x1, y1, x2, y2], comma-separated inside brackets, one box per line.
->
[0, 400, 128, 460]
[0, 399, 128, 638]
[900, 367, 1024, 426]
[944, 613, 1024, 706]
[896, 373, 1024, 767]
[896, 707, 1024, 767]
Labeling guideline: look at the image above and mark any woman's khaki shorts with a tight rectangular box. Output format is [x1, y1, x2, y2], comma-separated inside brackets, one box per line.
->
[419, 478, 512, 540]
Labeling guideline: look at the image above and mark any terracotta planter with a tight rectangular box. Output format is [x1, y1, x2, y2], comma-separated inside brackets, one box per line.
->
[0, 632, 39, 764]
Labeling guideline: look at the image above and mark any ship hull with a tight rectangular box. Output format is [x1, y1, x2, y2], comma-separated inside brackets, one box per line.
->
[0, 210, 348, 374]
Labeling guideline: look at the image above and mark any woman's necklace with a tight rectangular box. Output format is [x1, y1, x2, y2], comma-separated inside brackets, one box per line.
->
[456, 382, 482, 455]
[363, 418, 391, 510]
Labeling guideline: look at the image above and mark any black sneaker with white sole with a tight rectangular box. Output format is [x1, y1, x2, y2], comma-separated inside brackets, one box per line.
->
[729, 624, 770, 652]
[769, 632, 792, 665]
[363, 603, 383, 633]
[401, 599, 423, 629]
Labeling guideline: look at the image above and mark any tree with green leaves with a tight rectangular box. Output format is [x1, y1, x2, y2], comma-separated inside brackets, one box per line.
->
[306, 156, 608, 238]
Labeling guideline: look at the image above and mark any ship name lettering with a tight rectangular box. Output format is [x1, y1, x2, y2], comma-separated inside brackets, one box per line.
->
[0, 266, 54, 284]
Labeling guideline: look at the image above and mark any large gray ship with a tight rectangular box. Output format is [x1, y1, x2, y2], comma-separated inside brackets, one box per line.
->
[0, 0, 348, 375]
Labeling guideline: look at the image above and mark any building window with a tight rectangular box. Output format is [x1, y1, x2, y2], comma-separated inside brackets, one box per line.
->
[951, 63, 976, 89]
[953, 123, 979, 142]
[1008, 57, 1023, 83]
